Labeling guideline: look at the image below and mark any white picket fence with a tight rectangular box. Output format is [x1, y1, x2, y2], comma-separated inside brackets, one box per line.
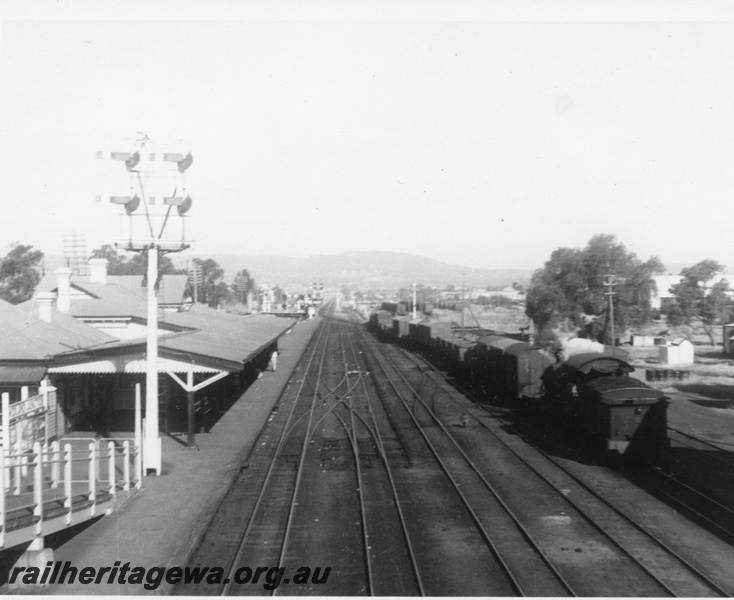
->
[0, 438, 142, 550]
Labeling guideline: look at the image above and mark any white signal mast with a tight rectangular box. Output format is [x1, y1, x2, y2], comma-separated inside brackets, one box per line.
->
[98, 142, 194, 475]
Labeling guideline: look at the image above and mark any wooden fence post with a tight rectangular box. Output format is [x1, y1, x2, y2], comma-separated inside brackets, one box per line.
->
[64, 444, 72, 525]
[50, 440, 60, 488]
[33, 442, 43, 536]
[88, 442, 96, 517]
[0, 450, 5, 548]
[123, 441, 131, 492]
[108, 441, 116, 496]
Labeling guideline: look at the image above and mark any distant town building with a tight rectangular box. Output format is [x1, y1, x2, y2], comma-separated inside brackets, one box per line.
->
[650, 274, 732, 311]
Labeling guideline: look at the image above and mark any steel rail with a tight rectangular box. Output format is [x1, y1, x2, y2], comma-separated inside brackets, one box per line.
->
[279, 372, 350, 442]
[342, 314, 426, 595]
[668, 426, 734, 458]
[652, 469, 734, 523]
[290, 318, 418, 594]
[271, 315, 335, 590]
[650, 483, 734, 543]
[334, 321, 375, 595]
[490, 411, 730, 597]
[392, 345, 729, 597]
[220, 316, 331, 595]
[358, 326, 568, 597]
[312, 315, 426, 594]
[268, 319, 380, 594]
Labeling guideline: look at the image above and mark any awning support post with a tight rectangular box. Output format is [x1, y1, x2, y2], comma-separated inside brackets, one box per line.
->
[187, 367, 195, 448]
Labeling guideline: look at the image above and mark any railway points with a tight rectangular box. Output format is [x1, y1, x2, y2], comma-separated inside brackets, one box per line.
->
[5, 297, 734, 596]
[172, 303, 734, 596]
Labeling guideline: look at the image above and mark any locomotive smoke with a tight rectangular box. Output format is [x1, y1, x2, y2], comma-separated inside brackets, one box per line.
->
[560, 337, 605, 362]
[545, 320, 604, 361]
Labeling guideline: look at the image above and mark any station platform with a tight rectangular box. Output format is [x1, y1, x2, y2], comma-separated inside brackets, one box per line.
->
[0, 317, 320, 595]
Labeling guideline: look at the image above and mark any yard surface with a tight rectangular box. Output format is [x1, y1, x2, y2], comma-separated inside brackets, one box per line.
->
[429, 305, 532, 334]
[625, 344, 734, 408]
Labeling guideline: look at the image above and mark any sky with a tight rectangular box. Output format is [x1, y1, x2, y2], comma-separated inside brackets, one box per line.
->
[2, 1, 734, 273]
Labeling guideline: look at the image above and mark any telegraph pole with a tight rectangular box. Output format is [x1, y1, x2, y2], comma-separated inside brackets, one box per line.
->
[461, 274, 466, 338]
[189, 259, 202, 305]
[604, 273, 618, 346]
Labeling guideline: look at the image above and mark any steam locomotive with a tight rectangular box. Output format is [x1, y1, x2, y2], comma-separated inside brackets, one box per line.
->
[369, 310, 668, 459]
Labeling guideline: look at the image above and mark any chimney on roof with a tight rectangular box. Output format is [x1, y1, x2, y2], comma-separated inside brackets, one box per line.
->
[55, 267, 73, 314]
[37, 292, 55, 323]
[88, 258, 109, 285]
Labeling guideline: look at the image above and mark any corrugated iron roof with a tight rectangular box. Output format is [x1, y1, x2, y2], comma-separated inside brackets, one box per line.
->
[22, 274, 188, 320]
[52, 312, 298, 372]
[74, 275, 187, 306]
[0, 298, 116, 360]
[0, 365, 47, 384]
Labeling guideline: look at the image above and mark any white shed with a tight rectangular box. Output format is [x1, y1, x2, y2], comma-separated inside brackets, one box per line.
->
[631, 335, 656, 347]
[659, 337, 694, 365]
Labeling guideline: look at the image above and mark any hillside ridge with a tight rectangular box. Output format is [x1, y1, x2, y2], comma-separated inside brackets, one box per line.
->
[179, 251, 532, 290]
[42, 251, 727, 291]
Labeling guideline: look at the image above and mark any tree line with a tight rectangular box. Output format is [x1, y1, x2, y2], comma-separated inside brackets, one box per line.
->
[89, 245, 257, 309]
[0, 242, 257, 310]
[1, 237, 732, 345]
[525, 234, 732, 345]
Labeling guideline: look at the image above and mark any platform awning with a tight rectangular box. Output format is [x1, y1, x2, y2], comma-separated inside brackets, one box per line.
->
[0, 365, 48, 384]
[48, 353, 223, 375]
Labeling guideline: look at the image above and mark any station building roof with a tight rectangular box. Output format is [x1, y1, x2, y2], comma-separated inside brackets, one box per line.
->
[0, 298, 115, 361]
[9, 266, 297, 379]
[23, 273, 188, 319]
[50, 308, 298, 373]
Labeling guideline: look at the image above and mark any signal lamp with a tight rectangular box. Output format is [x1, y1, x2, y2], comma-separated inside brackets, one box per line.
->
[177, 153, 193, 173]
[163, 195, 193, 215]
[125, 151, 140, 172]
[110, 195, 141, 215]
[163, 152, 193, 173]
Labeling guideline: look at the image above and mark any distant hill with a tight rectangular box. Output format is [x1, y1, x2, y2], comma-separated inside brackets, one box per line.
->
[39, 251, 734, 292]
[175, 251, 533, 291]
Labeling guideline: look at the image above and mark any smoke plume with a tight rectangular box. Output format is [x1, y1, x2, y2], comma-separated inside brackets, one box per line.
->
[560, 337, 605, 361]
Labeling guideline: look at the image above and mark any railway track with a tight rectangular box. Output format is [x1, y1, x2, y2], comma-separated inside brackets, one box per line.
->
[175, 307, 734, 596]
[627, 426, 734, 546]
[384, 328, 734, 596]
[179, 308, 427, 596]
[334, 320, 424, 595]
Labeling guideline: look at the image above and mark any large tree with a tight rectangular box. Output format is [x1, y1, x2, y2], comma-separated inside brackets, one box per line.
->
[664, 259, 730, 345]
[526, 234, 663, 342]
[90, 245, 182, 276]
[0, 243, 44, 304]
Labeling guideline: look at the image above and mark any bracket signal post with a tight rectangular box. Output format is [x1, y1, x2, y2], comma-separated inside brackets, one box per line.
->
[100, 147, 193, 476]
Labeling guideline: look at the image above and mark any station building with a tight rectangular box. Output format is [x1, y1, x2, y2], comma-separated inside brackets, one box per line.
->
[3, 258, 297, 440]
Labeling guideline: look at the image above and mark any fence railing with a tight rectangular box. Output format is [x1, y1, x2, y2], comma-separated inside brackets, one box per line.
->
[0, 438, 142, 549]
